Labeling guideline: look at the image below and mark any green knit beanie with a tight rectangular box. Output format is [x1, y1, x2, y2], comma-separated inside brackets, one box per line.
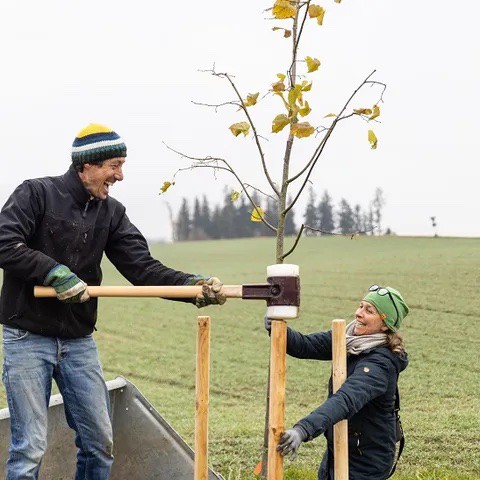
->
[363, 285, 409, 332]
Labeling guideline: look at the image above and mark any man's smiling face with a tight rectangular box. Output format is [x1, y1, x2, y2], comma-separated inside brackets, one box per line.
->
[78, 158, 125, 200]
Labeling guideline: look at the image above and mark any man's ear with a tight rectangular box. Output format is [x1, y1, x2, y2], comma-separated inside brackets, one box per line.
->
[380, 324, 388, 332]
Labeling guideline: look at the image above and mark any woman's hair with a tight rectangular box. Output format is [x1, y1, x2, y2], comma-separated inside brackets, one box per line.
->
[386, 331, 406, 355]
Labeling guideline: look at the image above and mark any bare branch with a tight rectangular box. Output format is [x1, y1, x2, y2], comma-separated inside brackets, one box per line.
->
[191, 100, 240, 113]
[292, 1, 311, 63]
[284, 70, 377, 215]
[280, 223, 378, 260]
[365, 80, 387, 104]
[163, 143, 277, 233]
[243, 183, 277, 202]
[209, 71, 280, 198]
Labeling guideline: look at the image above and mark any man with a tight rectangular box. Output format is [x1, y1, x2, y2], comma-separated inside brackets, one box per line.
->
[0, 123, 226, 479]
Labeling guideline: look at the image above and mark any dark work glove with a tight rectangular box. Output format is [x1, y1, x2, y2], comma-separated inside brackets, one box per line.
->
[277, 427, 306, 461]
[44, 264, 90, 303]
[185, 274, 226, 308]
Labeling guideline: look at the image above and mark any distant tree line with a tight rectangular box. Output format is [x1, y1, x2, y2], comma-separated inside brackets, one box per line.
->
[172, 187, 389, 242]
[304, 187, 389, 236]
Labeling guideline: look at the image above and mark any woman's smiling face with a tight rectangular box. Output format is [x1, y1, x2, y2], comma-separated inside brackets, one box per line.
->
[354, 301, 388, 336]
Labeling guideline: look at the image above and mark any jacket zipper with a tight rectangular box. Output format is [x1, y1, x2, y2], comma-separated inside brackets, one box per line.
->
[82, 199, 90, 218]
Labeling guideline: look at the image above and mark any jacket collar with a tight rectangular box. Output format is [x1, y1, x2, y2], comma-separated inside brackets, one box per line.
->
[63, 165, 94, 207]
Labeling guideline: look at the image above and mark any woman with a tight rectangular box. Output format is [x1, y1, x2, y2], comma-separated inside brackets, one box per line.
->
[267, 285, 409, 480]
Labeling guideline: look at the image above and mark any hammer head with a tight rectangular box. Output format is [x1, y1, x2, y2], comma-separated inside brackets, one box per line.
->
[266, 264, 300, 319]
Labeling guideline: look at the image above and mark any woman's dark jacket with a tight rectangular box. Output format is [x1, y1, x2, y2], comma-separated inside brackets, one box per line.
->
[0, 166, 193, 338]
[287, 327, 408, 480]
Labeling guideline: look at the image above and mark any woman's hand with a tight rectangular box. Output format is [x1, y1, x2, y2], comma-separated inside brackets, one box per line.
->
[277, 427, 306, 461]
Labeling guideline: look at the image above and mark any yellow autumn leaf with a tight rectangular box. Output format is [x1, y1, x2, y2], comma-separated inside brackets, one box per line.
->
[272, 114, 290, 133]
[316, 10, 326, 25]
[251, 206, 265, 222]
[245, 92, 259, 107]
[308, 4, 323, 17]
[306, 56, 321, 73]
[370, 104, 380, 121]
[354, 108, 373, 115]
[300, 80, 312, 91]
[324, 113, 337, 118]
[291, 122, 315, 138]
[272, 0, 296, 19]
[308, 5, 325, 25]
[368, 130, 378, 150]
[272, 80, 286, 93]
[277, 73, 286, 81]
[288, 85, 302, 109]
[299, 101, 311, 117]
[335, 0, 341, 3]
[272, 27, 291, 38]
[231, 190, 241, 202]
[229, 122, 250, 137]
[159, 181, 175, 194]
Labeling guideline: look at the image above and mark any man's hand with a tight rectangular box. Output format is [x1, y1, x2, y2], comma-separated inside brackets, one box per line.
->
[277, 427, 306, 461]
[44, 264, 90, 303]
[185, 275, 226, 308]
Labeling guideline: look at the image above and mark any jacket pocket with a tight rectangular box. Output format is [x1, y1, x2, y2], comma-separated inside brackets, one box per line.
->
[349, 431, 363, 456]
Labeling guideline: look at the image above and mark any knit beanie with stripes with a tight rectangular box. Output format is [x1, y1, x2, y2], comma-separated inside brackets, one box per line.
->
[71, 123, 127, 168]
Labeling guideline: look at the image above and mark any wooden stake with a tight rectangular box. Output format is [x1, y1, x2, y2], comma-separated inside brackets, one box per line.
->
[332, 319, 349, 480]
[267, 319, 287, 480]
[195, 316, 211, 480]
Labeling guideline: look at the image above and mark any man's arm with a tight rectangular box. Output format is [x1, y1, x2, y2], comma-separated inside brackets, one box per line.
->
[0, 181, 57, 282]
[105, 207, 194, 286]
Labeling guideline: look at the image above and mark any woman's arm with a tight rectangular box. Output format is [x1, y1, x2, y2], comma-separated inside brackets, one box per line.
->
[286, 328, 333, 360]
[295, 353, 392, 440]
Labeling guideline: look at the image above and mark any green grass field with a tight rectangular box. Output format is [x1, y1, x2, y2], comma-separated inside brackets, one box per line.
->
[1, 236, 479, 479]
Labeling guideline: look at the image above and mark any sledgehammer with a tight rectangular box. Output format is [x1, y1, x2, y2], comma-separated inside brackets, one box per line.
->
[35, 263, 300, 480]
[34, 264, 300, 319]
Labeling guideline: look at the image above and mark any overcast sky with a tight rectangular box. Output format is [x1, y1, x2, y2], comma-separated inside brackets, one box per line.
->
[0, 0, 478, 241]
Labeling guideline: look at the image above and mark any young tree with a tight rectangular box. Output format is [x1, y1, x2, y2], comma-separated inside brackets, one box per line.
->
[162, 1, 387, 476]
[337, 198, 355, 234]
[371, 187, 385, 235]
[191, 197, 207, 240]
[201, 195, 213, 238]
[318, 190, 335, 234]
[303, 187, 319, 235]
[353, 203, 364, 233]
[176, 198, 191, 241]
[430, 216, 438, 237]
[234, 195, 254, 238]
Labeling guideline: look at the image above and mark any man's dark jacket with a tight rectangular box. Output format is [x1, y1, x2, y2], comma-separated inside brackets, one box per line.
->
[286, 327, 408, 480]
[0, 166, 192, 338]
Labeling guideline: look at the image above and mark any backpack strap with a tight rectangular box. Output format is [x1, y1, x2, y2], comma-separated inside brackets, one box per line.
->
[387, 384, 405, 478]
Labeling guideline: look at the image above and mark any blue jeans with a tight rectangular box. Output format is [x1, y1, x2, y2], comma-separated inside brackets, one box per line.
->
[2, 326, 113, 480]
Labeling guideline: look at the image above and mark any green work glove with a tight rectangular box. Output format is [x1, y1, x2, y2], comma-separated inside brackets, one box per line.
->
[185, 274, 226, 308]
[44, 264, 90, 303]
[277, 427, 307, 461]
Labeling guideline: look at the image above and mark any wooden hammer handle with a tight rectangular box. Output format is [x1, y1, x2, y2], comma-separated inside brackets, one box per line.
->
[34, 285, 243, 299]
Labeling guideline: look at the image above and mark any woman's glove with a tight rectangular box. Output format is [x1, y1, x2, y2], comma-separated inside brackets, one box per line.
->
[185, 274, 226, 308]
[277, 427, 306, 461]
[44, 264, 90, 303]
[264, 315, 272, 334]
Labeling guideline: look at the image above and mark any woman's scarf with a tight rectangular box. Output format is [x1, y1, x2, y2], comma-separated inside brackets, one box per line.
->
[345, 320, 387, 355]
